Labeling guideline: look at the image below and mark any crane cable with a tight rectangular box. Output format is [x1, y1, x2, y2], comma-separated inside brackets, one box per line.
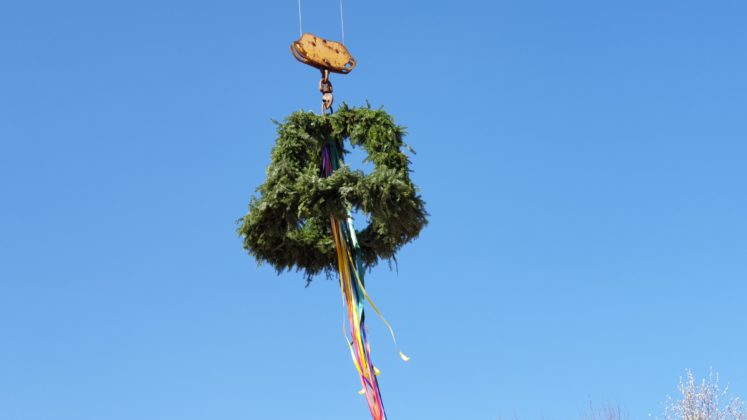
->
[297, 0, 346, 44]
[339, 0, 345, 44]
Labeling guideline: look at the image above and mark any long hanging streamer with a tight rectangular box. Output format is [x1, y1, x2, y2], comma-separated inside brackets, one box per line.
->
[322, 140, 387, 419]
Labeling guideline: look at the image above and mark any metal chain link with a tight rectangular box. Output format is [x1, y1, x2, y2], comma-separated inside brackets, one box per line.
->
[319, 69, 334, 114]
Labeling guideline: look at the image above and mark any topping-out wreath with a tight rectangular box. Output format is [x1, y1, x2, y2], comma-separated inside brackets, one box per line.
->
[239, 104, 427, 279]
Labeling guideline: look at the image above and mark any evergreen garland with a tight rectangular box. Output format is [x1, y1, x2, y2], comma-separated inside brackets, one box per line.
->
[238, 104, 428, 279]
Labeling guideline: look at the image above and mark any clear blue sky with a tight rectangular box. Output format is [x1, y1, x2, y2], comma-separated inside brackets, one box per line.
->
[1, 1, 746, 419]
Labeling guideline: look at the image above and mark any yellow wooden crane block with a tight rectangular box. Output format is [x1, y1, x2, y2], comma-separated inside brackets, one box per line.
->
[290, 33, 356, 74]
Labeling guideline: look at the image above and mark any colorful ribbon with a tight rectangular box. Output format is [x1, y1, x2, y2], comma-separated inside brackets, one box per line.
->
[322, 140, 405, 420]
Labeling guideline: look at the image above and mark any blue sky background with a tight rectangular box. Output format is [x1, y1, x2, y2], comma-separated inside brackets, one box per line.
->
[1, 1, 746, 419]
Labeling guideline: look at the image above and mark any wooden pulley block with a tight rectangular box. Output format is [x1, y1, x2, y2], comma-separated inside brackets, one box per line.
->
[290, 33, 356, 74]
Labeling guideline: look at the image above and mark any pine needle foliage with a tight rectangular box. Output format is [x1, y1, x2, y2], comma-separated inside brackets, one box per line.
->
[238, 104, 428, 280]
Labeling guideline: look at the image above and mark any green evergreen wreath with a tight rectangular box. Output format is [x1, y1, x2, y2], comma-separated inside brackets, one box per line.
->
[238, 104, 427, 279]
